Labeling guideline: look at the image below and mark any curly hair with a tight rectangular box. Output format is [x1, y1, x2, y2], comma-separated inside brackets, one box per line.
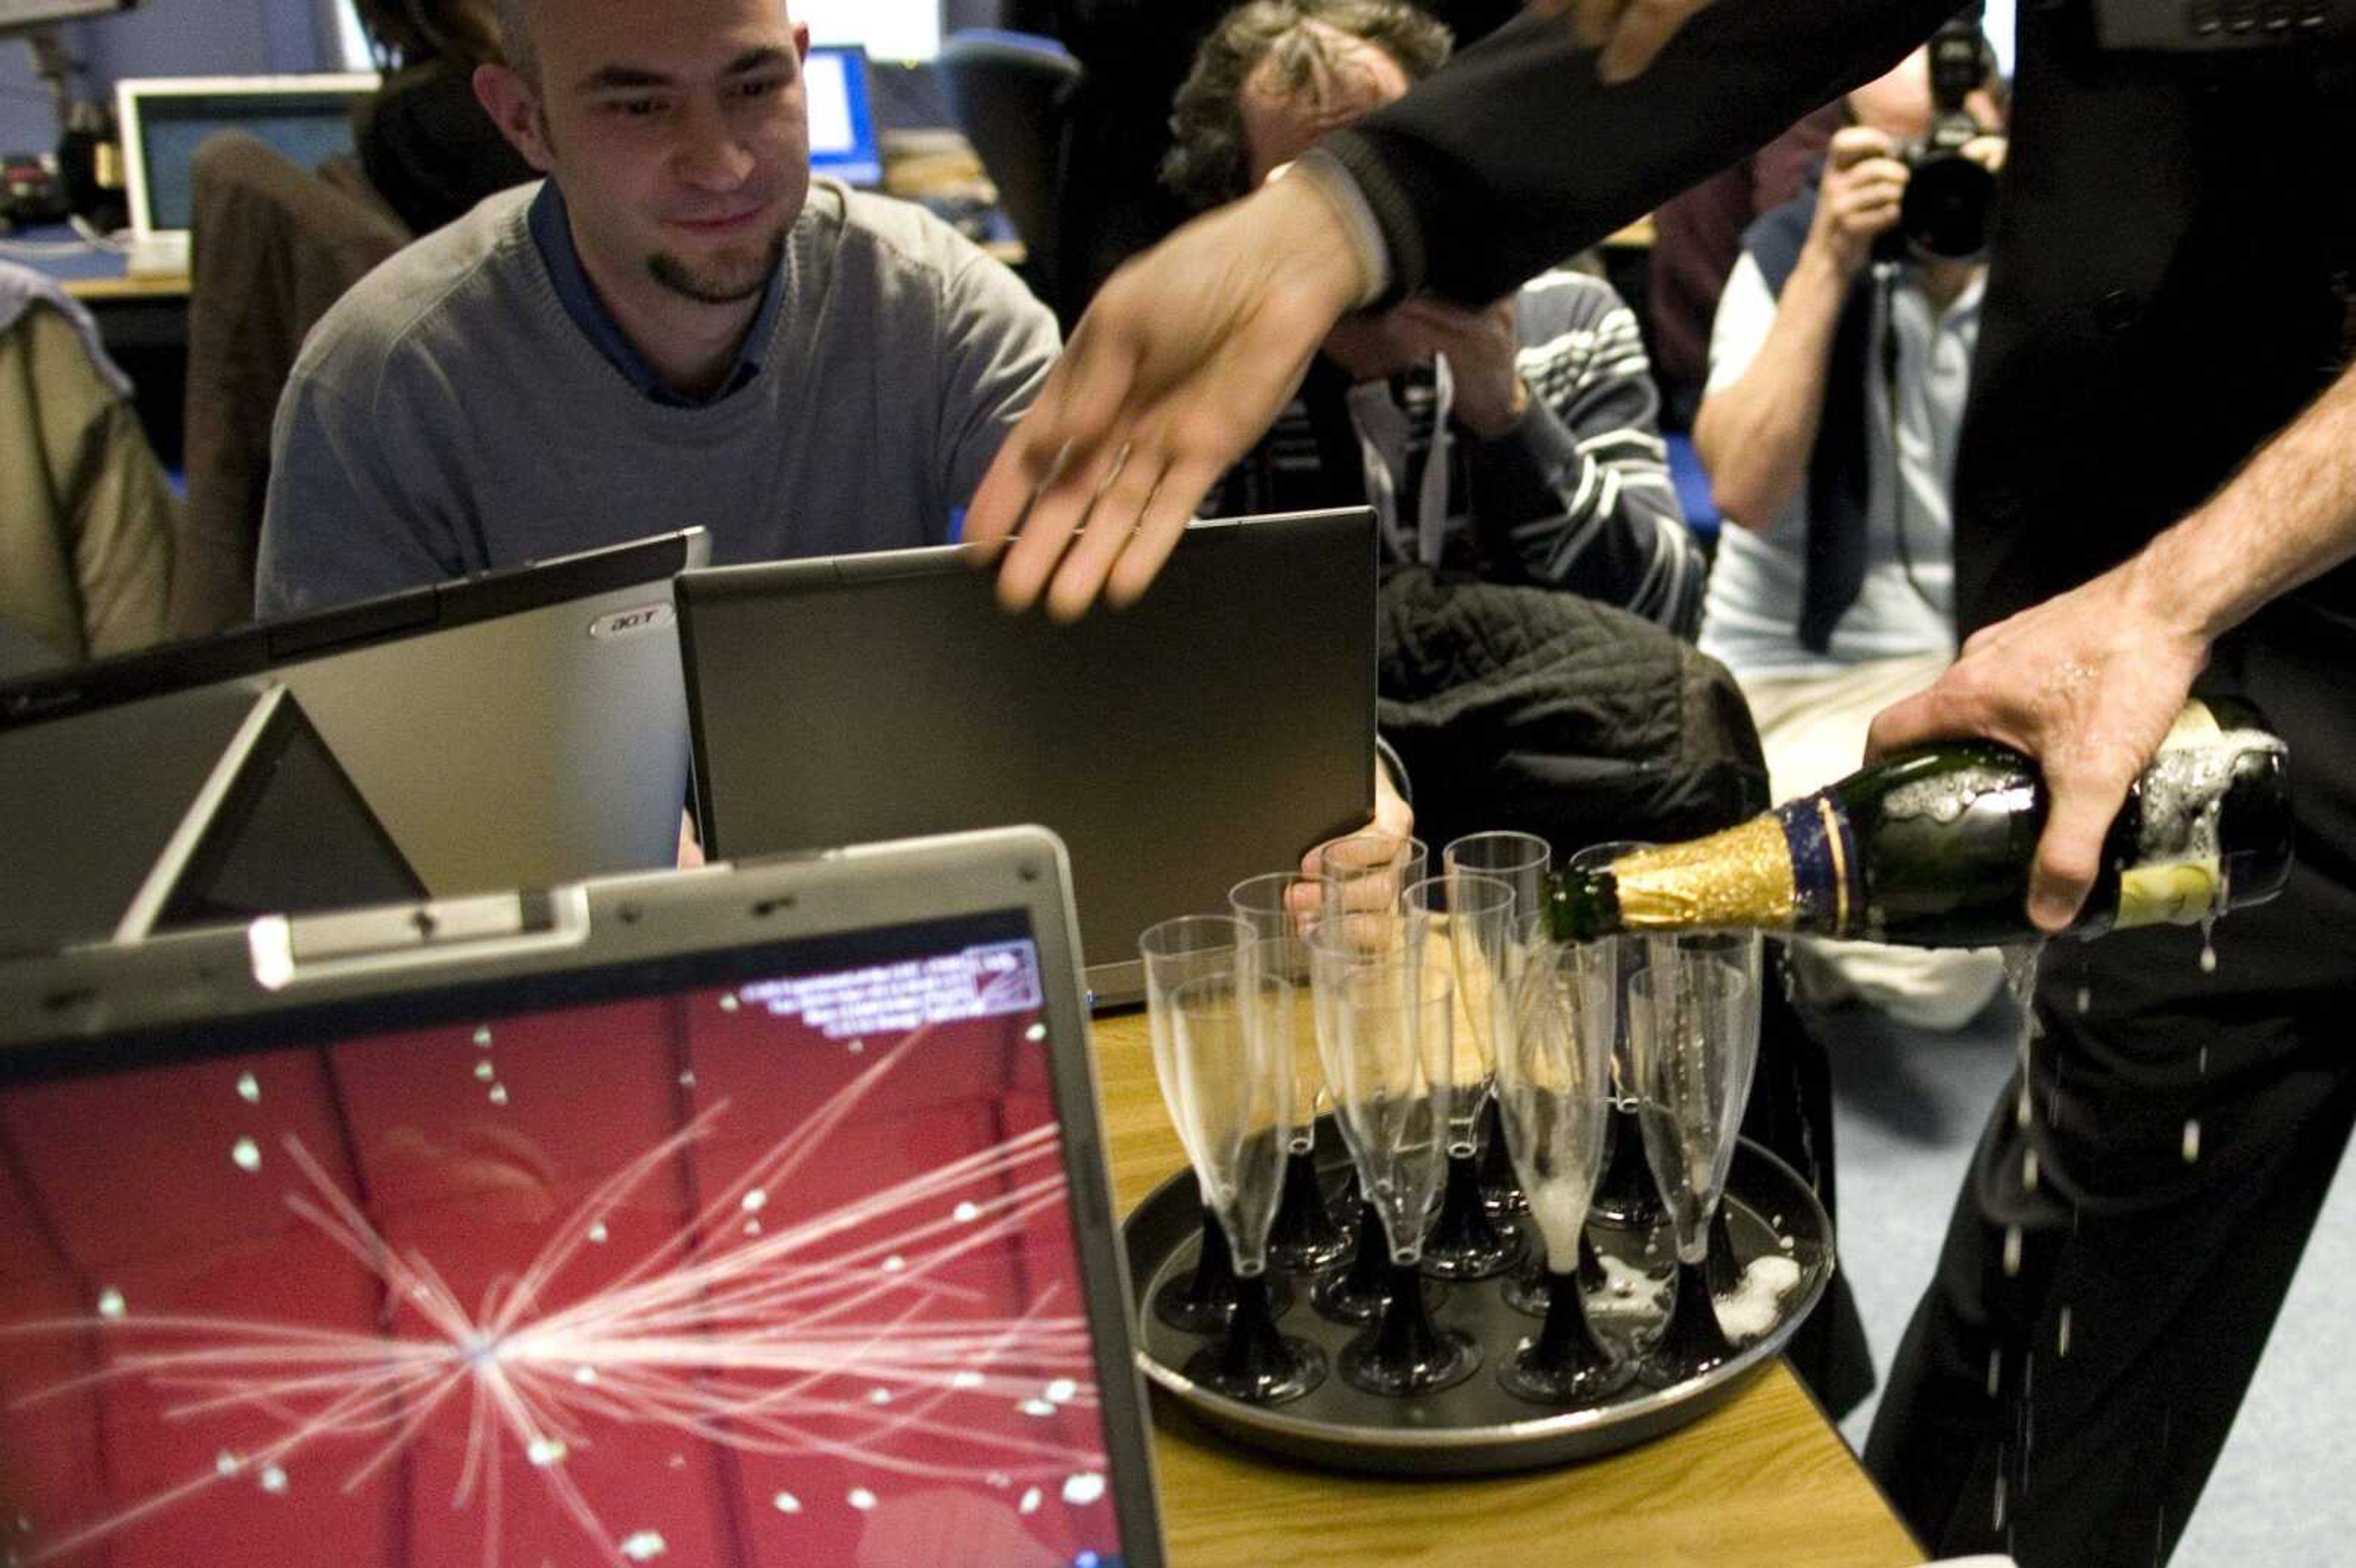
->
[1161, 0, 1452, 215]
[352, 0, 504, 69]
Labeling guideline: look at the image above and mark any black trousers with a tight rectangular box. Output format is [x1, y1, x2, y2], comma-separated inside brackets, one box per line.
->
[1864, 601, 2356, 1564]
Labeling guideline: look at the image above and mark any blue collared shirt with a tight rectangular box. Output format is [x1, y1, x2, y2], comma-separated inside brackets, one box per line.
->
[528, 180, 786, 407]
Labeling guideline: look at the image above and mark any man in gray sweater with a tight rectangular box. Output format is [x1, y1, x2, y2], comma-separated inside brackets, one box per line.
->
[256, 0, 1061, 617]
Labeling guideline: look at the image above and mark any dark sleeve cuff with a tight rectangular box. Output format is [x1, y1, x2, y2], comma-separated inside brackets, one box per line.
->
[1467, 394, 1581, 528]
[1320, 129, 1427, 311]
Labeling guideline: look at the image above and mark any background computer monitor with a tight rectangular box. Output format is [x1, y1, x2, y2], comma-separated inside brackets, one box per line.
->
[801, 0, 941, 62]
[117, 73, 377, 237]
[803, 43, 882, 188]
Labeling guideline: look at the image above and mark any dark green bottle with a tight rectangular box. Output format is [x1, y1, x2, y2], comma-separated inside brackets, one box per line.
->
[1549, 699, 2292, 948]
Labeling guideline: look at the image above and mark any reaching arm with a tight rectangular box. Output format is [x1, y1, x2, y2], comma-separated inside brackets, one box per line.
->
[966, 172, 1368, 621]
[1327, 0, 1950, 309]
[1868, 359, 2356, 930]
[965, 0, 1952, 620]
[1532, 0, 1721, 81]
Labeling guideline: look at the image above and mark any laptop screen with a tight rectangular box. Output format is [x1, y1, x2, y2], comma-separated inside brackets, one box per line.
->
[803, 45, 883, 189]
[125, 79, 374, 233]
[0, 907, 1133, 1567]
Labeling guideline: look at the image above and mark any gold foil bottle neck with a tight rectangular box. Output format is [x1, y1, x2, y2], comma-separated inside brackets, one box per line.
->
[1609, 816, 1801, 933]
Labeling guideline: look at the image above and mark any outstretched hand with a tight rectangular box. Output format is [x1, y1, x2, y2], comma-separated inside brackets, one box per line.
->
[963, 174, 1367, 621]
[1526, 0, 1715, 82]
[1865, 558, 2211, 933]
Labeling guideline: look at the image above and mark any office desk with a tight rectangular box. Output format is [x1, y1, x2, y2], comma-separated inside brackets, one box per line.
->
[1, 224, 188, 302]
[1089, 1007, 1925, 1568]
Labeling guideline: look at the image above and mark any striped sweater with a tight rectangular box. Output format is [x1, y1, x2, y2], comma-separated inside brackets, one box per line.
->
[1207, 267, 1704, 638]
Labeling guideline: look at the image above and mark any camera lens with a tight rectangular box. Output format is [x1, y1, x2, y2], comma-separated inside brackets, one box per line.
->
[1898, 153, 1996, 262]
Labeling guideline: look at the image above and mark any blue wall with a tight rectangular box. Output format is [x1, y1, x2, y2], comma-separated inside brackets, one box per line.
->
[0, 0, 334, 159]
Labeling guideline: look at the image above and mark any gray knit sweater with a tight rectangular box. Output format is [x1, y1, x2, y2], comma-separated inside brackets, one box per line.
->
[257, 180, 1058, 617]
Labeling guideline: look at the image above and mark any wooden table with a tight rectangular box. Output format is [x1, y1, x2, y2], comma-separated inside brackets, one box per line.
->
[1088, 1007, 1925, 1568]
[64, 270, 190, 302]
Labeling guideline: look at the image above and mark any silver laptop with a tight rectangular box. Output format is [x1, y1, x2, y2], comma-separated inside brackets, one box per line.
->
[0, 530, 707, 899]
[678, 509, 1379, 1004]
[115, 71, 380, 277]
[0, 682, 425, 956]
[0, 826, 1165, 1568]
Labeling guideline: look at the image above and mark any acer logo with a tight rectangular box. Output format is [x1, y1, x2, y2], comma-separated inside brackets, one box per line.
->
[588, 603, 676, 640]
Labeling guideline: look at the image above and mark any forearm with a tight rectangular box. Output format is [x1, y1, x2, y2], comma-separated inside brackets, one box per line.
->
[1471, 360, 1703, 632]
[1507, 450, 1705, 634]
[1323, 0, 1952, 306]
[2131, 360, 2356, 642]
[1693, 251, 1850, 529]
[1860, 358, 2356, 929]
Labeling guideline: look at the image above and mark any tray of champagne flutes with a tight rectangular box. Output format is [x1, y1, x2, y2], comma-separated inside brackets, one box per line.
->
[1125, 837, 1835, 1476]
[1123, 1130, 1832, 1474]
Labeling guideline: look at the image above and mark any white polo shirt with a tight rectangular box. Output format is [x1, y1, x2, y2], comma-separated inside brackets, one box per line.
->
[1696, 253, 1982, 681]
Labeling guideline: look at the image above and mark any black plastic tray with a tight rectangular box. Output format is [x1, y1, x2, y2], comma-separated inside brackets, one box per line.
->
[1122, 1136, 1834, 1475]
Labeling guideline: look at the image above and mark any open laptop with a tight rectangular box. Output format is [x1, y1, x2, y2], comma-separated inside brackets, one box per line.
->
[0, 682, 425, 956]
[805, 44, 884, 188]
[0, 826, 1163, 1567]
[0, 530, 707, 897]
[679, 509, 1378, 1004]
[115, 72, 379, 277]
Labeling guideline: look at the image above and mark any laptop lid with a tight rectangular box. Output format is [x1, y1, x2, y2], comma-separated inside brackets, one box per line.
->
[0, 826, 1164, 1568]
[804, 44, 884, 188]
[0, 530, 709, 898]
[117, 72, 379, 242]
[678, 509, 1378, 1005]
[0, 682, 424, 956]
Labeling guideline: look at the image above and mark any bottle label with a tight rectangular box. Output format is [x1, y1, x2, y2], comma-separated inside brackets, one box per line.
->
[2112, 699, 2277, 931]
[1774, 792, 1868, 937]
[2115, 861, 2221, 929]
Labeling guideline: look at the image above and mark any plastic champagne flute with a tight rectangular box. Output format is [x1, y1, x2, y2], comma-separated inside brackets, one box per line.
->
[1165, 961, 1326, 1403]
[1493, 938, 1631, 1404]
[1404, 872, 1522, 1280]
[1627, 931, 1763, 1386]
[1328, 960, 1480, 1396]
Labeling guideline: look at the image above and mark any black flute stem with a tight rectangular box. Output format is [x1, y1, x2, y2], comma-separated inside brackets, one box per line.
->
[1268, 1145, 1350, 1269]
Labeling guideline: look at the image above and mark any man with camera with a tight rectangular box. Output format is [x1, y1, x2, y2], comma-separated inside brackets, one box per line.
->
[1690, 41, 2006, 1029]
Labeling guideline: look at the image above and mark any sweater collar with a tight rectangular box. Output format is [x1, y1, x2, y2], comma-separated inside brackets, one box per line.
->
[528, 180, 786, 408]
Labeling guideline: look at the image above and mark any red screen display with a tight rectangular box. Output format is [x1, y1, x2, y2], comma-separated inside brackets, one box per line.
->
[0, 935, 1123, 1568]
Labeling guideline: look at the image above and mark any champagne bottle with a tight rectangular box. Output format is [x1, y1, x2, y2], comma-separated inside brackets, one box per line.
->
[1550, 699, 2291, 948]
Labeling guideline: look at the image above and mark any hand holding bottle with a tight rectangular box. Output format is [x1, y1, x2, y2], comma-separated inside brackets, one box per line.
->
[1865, 555, 2214, 933]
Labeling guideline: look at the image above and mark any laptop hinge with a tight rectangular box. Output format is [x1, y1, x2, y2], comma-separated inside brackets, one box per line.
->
[249, 887, 590, 989]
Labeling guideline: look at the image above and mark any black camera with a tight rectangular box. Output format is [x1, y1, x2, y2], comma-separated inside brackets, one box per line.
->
[1878, 10, 1998, 264]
